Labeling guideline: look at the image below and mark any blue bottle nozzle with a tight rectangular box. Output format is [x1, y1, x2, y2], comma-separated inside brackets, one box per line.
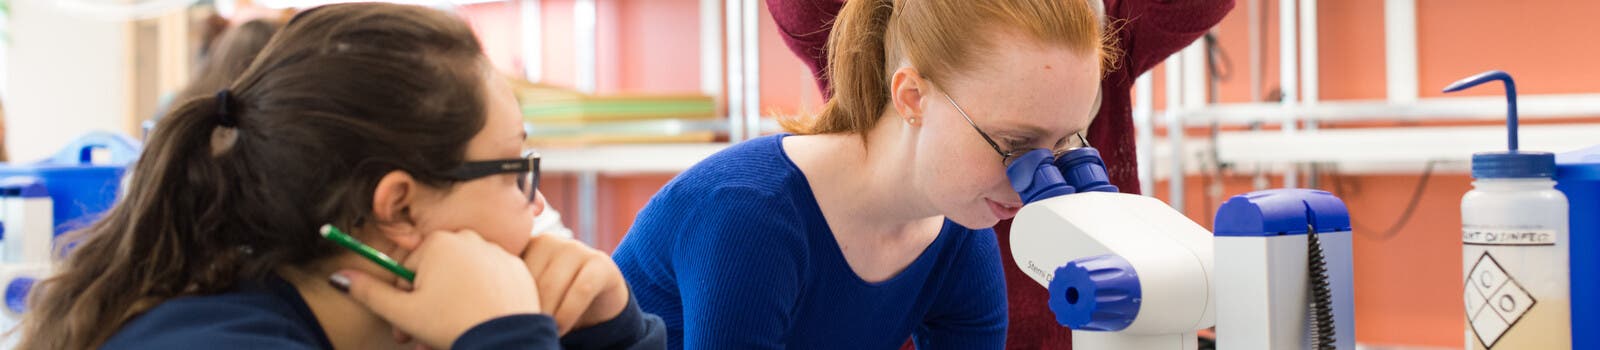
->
[1442, 70, 1519, 151]
[1444, 70, 1554, 179]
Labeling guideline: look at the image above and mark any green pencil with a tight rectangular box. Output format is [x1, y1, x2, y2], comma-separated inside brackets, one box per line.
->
[319, 224, 416, 281]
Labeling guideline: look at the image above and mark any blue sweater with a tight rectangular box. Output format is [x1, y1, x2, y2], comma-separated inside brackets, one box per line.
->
[613, 134, 1007, 349]
[101, 274, 666, 349]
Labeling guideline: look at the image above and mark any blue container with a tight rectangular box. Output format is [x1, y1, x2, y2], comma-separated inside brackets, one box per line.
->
[1557, 144, 1600, 349]
[0, 132, 141, 236]
[1214, 188, 1351, 237]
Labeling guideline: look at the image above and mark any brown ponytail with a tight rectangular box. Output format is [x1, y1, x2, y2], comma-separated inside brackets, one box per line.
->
[781, 0, 896, 135]
[783, 0, 1112, 136]
[18, 4, 489, 348]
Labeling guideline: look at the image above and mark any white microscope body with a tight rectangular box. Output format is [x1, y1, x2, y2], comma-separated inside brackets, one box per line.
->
[1004, 147, 1355, 350]
[1010, 191, 1216, 349]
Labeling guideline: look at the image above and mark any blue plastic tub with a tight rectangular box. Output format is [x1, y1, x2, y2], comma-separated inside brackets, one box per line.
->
[0, 132, 141, 236]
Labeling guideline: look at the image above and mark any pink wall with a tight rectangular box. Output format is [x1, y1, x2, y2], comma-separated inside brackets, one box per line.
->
[612, 0, 702, 94]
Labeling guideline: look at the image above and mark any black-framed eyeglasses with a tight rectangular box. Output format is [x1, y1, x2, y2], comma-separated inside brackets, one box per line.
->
[443, 150, 541, 203]
[941, 93, 1088, 166]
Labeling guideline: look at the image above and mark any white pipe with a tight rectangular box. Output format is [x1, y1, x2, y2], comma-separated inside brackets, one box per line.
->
[1165, 55, 1185, 211]
[577, 171, 599, 246]
[1278, 0, 1298, 188]
[1176, 41, 1207, 213]
[519, 0, 542, 83]
[1299, 0, 1320, 189]
[1248, 0, 1262, 101]
[574, 0, 597, 93]
[1182, 42, 1207, 109]
[742, 0, 762, 138]
[573, 0, 598, 247]
[1135, 72, 1156, 197]
[1299, 0, 1319, 133]
[1384, 0, 1419, 103]
[1248, 0, 1265, 190]
[700, 0, 723, 97]
[724, 0, 745, 141]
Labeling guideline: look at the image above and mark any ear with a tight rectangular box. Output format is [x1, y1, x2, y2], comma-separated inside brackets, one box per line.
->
[889, 66, 928, 125]
[368, 170, 425, 251]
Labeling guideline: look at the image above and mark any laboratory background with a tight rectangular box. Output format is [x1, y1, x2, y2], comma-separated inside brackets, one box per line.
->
[0, 0, 1596, 349]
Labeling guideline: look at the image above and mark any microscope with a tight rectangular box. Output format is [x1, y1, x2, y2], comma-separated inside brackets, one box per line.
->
[1005, 145, 1356, 349]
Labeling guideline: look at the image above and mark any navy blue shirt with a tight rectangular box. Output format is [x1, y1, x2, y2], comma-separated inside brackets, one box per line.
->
[613, 134, 1008, 349]
[102, 274, 666, 349]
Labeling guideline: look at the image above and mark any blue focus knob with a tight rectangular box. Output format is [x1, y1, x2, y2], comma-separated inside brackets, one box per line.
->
[6, 277, 35, 314]
[1006, 149, 1076, 204]
[1056, 147, 1119, 193]
[1049, 254, 1142, 331]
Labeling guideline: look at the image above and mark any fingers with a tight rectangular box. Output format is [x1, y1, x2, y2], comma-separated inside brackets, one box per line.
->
[348, 229, 542, 350]
[534, 246, 584, 324]
[526, 235, 577, 310]
[525, 235, 626, 334]
[522, 234, 564, 276]
[551, 258, 608, 335]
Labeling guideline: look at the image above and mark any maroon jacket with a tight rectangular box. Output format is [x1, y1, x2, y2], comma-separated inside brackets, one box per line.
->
[766, 0, 1234, 348]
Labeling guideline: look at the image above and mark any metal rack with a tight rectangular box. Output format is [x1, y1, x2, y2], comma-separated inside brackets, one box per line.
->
[518, 0, 768, 245]
[1138, 0, 1600, 214]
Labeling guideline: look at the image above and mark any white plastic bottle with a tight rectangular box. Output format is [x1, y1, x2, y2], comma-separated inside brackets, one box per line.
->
[1462, 165, 1570, 350]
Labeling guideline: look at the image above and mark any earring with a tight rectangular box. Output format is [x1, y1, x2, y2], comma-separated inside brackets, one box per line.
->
[907, 117, 919, 125]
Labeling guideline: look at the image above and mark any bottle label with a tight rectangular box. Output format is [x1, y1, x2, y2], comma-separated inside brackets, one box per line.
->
[1463, 227, 1557, 246]
[1465, 252, 1537, 348]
